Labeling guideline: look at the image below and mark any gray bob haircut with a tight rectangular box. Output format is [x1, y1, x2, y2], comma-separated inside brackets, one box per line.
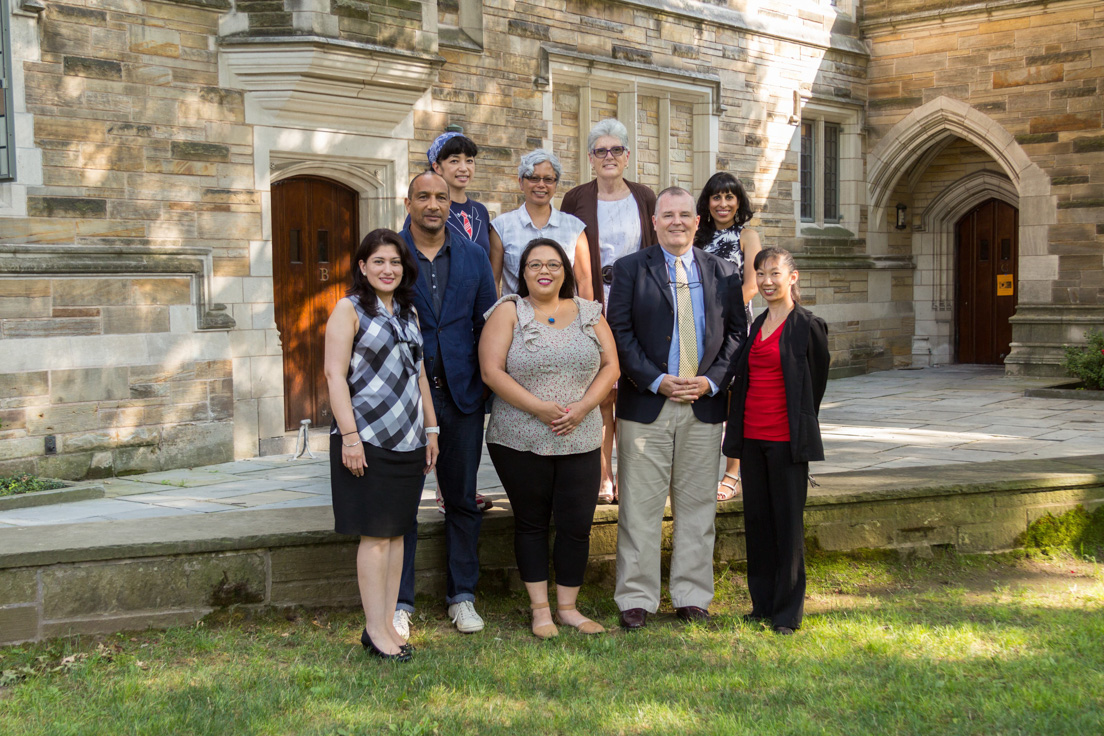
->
[518, 149, 563, 180]
[587, 118, 630, 151]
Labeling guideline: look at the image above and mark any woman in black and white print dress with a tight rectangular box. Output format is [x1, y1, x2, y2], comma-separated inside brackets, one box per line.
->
[693, 172, 762, 503]
[325, 228, 439, 663]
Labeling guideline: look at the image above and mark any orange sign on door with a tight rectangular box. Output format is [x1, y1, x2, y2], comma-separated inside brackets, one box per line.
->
[996, 274, 1014, 296]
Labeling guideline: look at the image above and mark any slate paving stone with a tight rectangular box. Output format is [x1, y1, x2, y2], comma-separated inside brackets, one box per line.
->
[216, 490, 315, 508]
[149, 499, 249, 512]
[90, 506, 203, 521]
[6, 366, 1102, 526]
[122, 470, 245, 487]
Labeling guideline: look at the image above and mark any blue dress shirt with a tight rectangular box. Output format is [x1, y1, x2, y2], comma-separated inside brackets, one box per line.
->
[647, 248, 718, 396]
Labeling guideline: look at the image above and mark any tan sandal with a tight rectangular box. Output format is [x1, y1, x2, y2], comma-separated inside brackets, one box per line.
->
[530, 602, 559, 639]
[717, 472, 741, 502]
[597, 479, 615, 505]
[555, 605, 606, 634]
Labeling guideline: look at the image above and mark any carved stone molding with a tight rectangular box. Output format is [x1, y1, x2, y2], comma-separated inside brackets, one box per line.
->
[0, 244, 234, 330]
[219, 36, 443, 135]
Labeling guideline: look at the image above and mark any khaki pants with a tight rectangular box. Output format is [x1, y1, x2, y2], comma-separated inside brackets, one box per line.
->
[614, 400, 722, 612]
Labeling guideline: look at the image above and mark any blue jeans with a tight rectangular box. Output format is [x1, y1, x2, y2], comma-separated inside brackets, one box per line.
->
[397, 386, 484, 610]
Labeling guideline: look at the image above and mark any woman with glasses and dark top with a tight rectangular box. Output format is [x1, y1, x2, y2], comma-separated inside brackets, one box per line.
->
[721, 247, 829, 636]
[693, 172, 762, 502]
[489, 149, 592, 299]
[325, 229, 440, 662]
[479, 238, 619, 639]
[561, 118, 657, 504]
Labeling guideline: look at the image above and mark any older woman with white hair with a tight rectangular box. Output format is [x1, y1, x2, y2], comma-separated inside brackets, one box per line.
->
[490, 149, 593, 299]
[561, 118, 657, 504]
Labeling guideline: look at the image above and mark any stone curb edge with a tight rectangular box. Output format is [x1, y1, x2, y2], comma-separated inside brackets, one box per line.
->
[0, 483, 105, 512]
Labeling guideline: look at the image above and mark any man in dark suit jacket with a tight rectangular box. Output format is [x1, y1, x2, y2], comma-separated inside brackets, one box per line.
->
[396, 171, 497, 635]
[606, 186, 747, 630]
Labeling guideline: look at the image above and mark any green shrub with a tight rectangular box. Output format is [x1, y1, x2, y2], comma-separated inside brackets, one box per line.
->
[1018, 505, 1104, 560]
[0, 474, 66, 497]
[1061, 327, 1104, 390]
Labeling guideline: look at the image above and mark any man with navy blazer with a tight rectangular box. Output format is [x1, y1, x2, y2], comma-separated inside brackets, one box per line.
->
[606, 186, 747, 630]
[397, 170, 497, 634]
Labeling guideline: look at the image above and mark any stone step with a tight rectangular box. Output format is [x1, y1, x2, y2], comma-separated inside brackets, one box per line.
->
[0, 454, 1101, 646]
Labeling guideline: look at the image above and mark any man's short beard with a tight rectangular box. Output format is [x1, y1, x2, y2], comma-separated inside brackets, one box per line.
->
[415, 218, 444, 234]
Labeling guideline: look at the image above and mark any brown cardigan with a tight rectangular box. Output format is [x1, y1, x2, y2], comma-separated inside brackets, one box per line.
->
[560, 178, 658, 307]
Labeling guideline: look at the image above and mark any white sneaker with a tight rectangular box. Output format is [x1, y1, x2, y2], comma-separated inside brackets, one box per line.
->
[447, 601, 484, 633]
[393, 609, 411, 640]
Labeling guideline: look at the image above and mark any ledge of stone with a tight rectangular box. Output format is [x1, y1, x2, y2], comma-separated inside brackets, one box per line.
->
[1024, 383, 1104, 401]
[2, 455, 1101, 571]
[0, 483, 102, 512]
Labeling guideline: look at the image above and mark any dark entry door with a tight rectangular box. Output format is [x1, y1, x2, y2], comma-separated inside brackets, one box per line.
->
[955, 199, 1018, 364]
[272, 176, 358, 431]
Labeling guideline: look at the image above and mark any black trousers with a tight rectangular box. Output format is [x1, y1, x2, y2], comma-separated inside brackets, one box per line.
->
[740, 438, 809, 629]
[487, 444, 601, 587]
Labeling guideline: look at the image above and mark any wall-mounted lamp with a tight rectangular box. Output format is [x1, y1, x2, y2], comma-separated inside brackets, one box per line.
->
[895, 203, 908, 230]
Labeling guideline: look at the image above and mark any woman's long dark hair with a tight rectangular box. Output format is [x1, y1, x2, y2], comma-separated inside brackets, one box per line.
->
[694, 171, 754, 248]
[347, 228, 419, 319]
[754, 246, 801, 304]
[515, 238, 576, 300]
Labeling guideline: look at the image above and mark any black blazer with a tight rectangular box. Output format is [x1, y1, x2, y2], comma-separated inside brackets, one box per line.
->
[722, 305, 830, 462]
[607, 245, 747, 425]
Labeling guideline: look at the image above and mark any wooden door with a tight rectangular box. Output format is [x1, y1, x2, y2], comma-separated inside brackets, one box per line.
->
[272, 176, 358, 431]
[955, 199, 1018, 364]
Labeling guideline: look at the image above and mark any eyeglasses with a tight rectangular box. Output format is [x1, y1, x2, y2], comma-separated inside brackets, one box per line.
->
[523, 175, 558, 185]
[590, 146, 627, 159]
[525, 260, 563, 273]
[664, 268, 703, 291]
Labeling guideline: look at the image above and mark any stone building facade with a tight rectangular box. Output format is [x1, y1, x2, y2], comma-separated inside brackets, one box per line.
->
[0, 0, 1100, 479]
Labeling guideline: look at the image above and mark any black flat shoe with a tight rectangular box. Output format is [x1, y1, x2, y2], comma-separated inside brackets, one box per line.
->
[361, 628, 412, 662]
[772, 626, 795, 636]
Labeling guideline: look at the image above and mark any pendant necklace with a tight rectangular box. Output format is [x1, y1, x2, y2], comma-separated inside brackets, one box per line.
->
[531, 300, 563, 324]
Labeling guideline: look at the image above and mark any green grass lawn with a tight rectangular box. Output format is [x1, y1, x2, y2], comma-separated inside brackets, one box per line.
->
[2, 552, 1102, 736]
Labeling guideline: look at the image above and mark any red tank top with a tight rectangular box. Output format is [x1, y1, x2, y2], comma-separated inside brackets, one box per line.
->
[743, 322, 789, 441]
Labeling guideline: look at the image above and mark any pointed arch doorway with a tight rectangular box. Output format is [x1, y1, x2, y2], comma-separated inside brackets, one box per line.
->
[955, 198, 1018, 364]
[272, 176, 359, 431]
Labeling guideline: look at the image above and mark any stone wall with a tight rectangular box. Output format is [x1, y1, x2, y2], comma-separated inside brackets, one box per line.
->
[0, 275, 232, 479]
[2, 457, 1100, 644]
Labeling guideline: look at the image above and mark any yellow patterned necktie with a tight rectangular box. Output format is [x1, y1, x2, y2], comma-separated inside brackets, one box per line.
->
[675, 257, 699, 378]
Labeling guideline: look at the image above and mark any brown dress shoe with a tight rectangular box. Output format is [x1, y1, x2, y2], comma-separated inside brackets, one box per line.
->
[619, 608, 647, 630]
[675, 606, 710, 623]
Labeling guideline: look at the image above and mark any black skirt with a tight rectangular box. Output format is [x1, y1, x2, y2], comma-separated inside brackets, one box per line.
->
[330, 434, 426, 537]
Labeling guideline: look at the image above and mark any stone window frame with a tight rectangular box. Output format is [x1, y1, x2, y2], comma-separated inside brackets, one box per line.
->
[0, 0, 15, 181]
[795, 99, 862, 235]
[538, 45, 721, 192]
[438, 0, 484, 52]
[0, 0, 43, 217]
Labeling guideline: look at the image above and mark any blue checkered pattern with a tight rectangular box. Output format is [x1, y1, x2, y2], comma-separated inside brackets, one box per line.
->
[333, 297, 426, 452]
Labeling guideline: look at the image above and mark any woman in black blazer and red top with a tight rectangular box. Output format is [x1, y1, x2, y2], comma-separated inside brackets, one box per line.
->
[722, 246, 829, 635]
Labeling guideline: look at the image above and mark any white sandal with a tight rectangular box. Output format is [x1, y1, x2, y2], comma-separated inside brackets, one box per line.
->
[597, 479, 615, 505]
[717, 472, 741, 502]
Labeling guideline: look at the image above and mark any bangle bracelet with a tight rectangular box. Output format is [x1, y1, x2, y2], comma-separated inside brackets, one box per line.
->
[342, 440, 360, 448]
[425, 426, 440, 435]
